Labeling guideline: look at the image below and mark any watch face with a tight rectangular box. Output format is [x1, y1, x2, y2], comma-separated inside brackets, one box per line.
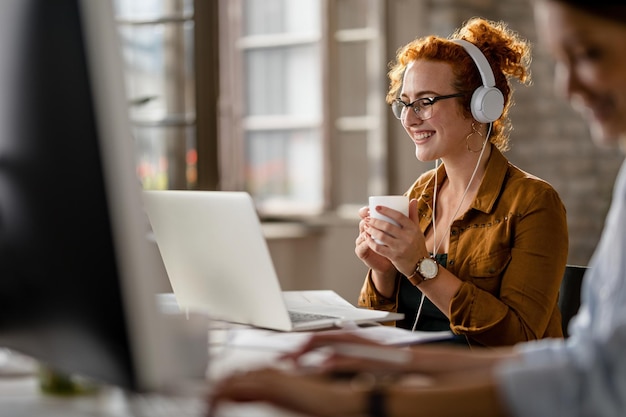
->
[419, 258, 438, 279]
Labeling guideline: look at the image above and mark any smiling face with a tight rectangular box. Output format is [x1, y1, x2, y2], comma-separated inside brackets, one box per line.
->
[534, 1, 626, 148]
[399, 60, 473, 162]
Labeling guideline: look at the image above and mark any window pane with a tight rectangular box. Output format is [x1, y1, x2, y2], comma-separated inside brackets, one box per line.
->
[134, 125, 197, 190]
[114, 0, 196, 192]
[238, 0, 324, 213]
[113, 0, 193, 19]
[245, 45, 321, 117]
[243, 0, 320, 36]
[246, 129, 323, 211]
[119, 22, 195, 121]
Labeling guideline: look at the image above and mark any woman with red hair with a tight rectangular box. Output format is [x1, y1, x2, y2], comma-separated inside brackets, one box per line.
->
[356, 17, 567, 347]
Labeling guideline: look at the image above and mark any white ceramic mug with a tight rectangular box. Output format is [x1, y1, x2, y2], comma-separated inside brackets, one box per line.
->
[368, 195, 409, 244]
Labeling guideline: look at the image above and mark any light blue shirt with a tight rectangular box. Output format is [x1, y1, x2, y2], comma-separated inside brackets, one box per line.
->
[496, 158, 626, 417]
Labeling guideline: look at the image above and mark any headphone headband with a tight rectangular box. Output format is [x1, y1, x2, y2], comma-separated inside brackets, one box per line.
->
[451, 39, 504, 123]
[452, 39, 496, 87]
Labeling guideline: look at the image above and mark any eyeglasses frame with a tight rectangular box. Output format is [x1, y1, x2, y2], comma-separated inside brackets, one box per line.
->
[391, 92, 466, 120]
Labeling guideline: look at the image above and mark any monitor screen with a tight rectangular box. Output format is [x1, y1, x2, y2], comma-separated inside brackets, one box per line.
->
[0, 0, 203, 392]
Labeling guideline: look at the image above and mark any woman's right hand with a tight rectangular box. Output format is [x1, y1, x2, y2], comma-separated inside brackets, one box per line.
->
[281, 331, 515, 377]
[281, 331, 410, 374]
[355, 206, 395, 273]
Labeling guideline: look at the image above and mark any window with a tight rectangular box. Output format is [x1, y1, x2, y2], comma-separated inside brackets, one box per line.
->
[221, 0, 387, 217]
[220, 0, 325, 215]
[113, 0, 197, 190]
[114, 0, 388, 217]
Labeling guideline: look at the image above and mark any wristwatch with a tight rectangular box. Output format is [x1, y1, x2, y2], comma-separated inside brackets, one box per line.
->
[406, 256, 439, 286]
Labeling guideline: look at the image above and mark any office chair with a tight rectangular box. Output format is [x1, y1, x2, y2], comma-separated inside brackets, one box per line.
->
[558, 265, 587, 337]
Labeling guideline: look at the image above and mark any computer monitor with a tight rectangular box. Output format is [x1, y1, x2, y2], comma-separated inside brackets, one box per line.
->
[0, 0, 205, 393]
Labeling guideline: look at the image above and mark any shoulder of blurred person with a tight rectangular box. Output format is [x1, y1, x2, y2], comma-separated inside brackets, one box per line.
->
[495, 2, 626, 416]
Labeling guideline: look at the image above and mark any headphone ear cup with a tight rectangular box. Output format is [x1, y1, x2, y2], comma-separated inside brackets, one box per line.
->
[471, 86, 504, 123]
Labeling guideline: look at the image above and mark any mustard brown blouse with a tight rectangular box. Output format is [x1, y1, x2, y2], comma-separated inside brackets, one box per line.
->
[358, 148, 568, 347]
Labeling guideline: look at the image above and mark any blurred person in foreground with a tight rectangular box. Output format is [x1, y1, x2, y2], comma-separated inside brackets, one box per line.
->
[355, 17, 567, 347]
[209, 2, 626, 416]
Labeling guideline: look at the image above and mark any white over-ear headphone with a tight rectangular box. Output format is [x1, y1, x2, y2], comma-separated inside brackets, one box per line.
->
[451, 39, 504, 124]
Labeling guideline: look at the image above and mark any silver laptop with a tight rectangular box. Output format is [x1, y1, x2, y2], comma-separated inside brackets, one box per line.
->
[142, 190, 403, 332]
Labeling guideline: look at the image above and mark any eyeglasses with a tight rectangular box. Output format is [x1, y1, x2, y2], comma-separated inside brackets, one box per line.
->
[391, 93, 465, 120]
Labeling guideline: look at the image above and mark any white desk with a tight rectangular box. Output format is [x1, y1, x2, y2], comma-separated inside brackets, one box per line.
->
[0, 324, 450, 416]
[0, 339, 309, 417]
[0, 375, 314, 417]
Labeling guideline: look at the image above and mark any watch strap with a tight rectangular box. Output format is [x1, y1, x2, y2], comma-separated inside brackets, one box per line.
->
[368, 386, 387, 417]
[406, 256, 438, 286]
[406, 267, 424, 286]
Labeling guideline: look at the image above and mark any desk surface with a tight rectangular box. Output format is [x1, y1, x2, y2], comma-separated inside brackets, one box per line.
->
[0, 324, 449, 416]
[0, 341, 308, 417]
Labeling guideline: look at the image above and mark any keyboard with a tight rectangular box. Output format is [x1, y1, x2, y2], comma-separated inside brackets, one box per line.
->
[288, 310, 338, 324]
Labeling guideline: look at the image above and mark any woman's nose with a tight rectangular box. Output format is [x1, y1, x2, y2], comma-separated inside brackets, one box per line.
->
[554, 60, 584, 102]
[402, 108, 424, 127]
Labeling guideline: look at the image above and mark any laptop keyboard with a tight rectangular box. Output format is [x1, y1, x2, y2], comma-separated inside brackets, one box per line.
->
[289, 311, 338, 324]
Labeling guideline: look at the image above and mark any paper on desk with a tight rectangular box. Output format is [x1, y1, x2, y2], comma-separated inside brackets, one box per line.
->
[349, 326, 452, 346]
[282, 290, 355, 308]
[281, 290, 404, 323]
[220, 325, 452, 352]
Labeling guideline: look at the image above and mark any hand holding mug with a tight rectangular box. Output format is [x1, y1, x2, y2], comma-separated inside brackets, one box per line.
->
[368, 195, 409, 245]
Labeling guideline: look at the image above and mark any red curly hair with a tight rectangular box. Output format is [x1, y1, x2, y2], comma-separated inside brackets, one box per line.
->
[386, 17, 532, 151]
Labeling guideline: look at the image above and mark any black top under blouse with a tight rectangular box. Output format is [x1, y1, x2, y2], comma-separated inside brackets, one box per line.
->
[396, 254, 468, 345]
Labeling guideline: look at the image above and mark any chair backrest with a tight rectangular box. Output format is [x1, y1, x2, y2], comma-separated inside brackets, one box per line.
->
[558, 265, 587, 337]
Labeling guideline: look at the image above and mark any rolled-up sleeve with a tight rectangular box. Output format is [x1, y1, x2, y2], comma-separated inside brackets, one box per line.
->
[357, 269, 399, 312]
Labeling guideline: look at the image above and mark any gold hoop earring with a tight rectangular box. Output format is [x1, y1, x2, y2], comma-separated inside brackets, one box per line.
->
[466, 122, 483, 153]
